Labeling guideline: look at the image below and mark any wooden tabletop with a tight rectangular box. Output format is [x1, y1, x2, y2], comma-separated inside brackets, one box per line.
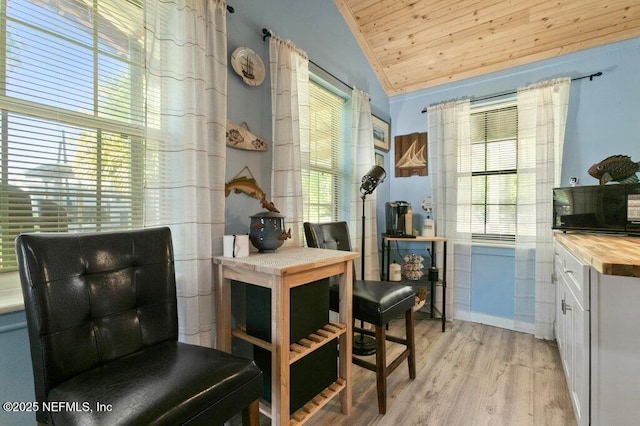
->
[213, 246, 359, 276]
[554, 232, 640, 277]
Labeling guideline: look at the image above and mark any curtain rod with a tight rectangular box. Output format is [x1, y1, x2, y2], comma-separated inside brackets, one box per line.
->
[261, 28, 361, 97]
[420, 71, 603, 113]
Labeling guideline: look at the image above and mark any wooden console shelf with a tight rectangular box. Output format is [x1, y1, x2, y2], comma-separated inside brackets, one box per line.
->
[231, 321, 347, 364]
[289, 322, 346, 364]
[258, 378, 347, 425]
[291, 378, 346, 425]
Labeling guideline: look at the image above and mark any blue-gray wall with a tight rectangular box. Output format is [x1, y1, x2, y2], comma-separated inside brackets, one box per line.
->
[471, 246, 515, 319]
[224, 0, 390, 234]
[388, 36, 640, 326]
[0, 311, 34, 425]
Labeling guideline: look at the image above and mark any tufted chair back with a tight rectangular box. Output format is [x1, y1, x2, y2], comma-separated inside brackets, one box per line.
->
[303, 221, 357, 278]
[16, 227, 177, 418]
[303, 221, 352, 251]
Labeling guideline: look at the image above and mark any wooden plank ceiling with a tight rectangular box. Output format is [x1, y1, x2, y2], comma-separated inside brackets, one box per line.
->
[333, 0, 640, 95]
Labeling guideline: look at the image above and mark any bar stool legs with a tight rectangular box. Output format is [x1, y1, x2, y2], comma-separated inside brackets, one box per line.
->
[375, 324, 388, 414]
[407, 308, 416, 380]
[354, 307, 417, 415]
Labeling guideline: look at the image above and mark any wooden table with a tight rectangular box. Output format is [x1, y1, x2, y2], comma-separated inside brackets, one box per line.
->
[214, 247, 359, 425]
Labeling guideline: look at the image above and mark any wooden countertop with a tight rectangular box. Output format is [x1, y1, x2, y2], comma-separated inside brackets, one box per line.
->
[554, 232, 640, 277]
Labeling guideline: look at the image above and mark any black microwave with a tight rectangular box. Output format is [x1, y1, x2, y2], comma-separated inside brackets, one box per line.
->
[553, 183, 640, 234]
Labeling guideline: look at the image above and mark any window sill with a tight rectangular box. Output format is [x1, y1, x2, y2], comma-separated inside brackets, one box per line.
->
[471, 239, 515, 248]
[0, 288, 24, 314]
[0, 272, 24, 314]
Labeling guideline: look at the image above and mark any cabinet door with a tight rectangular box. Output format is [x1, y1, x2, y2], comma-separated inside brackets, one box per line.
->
[555, 250, 589, 426]
[564, 279, 576, 407]
[554, 259, 567, 370]
[565, 282, 589, 426]
[590, 271, 640, 425]
[555, 256, 571, 384]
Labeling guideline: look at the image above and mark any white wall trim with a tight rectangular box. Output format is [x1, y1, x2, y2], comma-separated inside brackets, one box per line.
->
[467, 311, 535, 334]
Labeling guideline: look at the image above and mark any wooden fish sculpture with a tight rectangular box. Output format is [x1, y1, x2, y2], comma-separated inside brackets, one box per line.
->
[225, 173, 281, 213]
[588, 155, 640, 185]
[224, 176, 265, 200]
[260, 197, 280, 214]
[277, 228, 292, 241]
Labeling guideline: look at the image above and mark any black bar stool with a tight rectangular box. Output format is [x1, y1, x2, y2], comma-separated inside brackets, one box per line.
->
[304, 221, 416, 414]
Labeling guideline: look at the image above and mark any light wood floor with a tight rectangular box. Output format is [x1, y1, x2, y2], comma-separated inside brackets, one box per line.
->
[233, 315, 576, 425]
[307, 315, 576, 426]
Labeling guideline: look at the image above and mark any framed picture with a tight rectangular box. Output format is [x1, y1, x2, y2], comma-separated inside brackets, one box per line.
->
[372, 114, 390, 152]
[395, 132, 428, 177]
[375, 152, 384, 167]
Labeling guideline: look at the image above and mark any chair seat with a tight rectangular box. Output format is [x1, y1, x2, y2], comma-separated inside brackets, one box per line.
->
[330, 280, 415, 326]
[48, 341, 263, 426]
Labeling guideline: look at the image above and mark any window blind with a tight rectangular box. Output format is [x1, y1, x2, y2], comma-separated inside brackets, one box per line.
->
[303, 80, 345, 223]
[470, 103, 518, 241]
[0, 0, 144, 271]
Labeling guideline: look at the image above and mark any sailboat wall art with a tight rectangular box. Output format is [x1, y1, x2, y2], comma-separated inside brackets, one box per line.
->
[394, 132, 427, 177]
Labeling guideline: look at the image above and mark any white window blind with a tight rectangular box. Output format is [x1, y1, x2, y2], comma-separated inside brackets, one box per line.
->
[303, 80, 346, 223]
[470, 102, 518, 242]
[0, 0, 144, 272]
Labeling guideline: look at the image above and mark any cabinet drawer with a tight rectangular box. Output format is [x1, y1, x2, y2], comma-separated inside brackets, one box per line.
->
[555, 242, 590, 310]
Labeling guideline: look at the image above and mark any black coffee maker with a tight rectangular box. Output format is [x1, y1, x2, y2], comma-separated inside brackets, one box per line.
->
[385, 201, 413, 236]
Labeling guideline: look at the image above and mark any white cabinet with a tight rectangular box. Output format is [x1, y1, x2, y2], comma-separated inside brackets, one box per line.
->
[590, 270, 640, 426]
[554, 244, 589, 426]
[555, 241, 640, 426]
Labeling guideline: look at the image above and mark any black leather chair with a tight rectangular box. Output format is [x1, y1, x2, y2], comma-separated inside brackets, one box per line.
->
[303, 221, 416, 414]
[15, 227, 262, 425]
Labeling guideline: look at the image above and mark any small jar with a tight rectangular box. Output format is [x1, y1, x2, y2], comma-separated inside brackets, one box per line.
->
[389, 261, 402, 281]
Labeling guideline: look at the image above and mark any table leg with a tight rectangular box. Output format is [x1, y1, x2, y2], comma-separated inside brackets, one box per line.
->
[338, 260, 353, 415]
[430, 241, 436, 319]
[442, 241, 447, 332]
[271, 275, 290, 424]
[385, 238, 391, 281]
[214, 263, 231, 352]
[381, 238, 386, 280]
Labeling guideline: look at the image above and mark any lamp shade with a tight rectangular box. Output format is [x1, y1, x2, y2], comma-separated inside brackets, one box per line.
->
[360, 165, 386, 196]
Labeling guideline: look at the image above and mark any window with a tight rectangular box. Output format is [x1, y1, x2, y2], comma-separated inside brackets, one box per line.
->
[0, 0, 144, 272]
[470, 102, 518, 242]
[303, 80, 346, 223]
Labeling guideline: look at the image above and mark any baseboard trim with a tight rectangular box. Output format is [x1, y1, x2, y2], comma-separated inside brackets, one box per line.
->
[465, 311, 535, 334]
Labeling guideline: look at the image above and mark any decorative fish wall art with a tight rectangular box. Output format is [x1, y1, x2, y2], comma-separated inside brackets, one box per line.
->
[224, 166, 280, 213]
[588, 155, 640, 185]
[224, 175, 265, 200]
[226, 119, 267, 151]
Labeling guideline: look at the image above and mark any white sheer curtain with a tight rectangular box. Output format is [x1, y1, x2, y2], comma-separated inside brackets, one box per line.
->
[427, 100, 472, 321]
[269, 36, 310, 247]
[349, 89, 381, 280]
[144, 0, 227, 346]
[516, 78, 571, 339]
